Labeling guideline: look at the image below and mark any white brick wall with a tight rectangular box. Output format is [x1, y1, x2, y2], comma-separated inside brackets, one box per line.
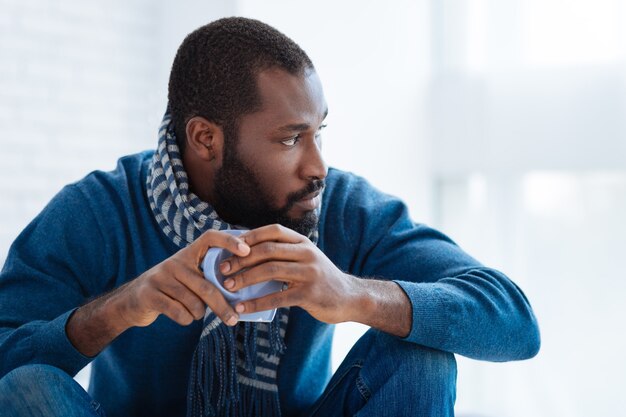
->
[0, 0, 241, 265]
[0, 0, 163, 264]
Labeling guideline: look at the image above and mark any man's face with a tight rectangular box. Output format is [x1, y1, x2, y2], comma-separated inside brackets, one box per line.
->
[211, 67, 328, 236]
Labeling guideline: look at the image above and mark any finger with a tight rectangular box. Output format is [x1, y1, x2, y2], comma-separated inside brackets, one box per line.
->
[191, 229, 250, 262]
[241, 224, 305, 247]
[235, 289, 298, 314]
[160, 278, 207, 321]
[153, 291, 195, 326]
[220, 241, 304, 276]
[175, 265, 239, 326]
[223, 261, 300, 292]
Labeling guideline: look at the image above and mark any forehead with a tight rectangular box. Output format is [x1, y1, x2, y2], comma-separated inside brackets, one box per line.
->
[246, 67, 327, 129]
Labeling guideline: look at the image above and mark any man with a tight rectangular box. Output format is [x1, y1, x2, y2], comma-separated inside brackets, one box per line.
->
[0, 17, 540, 417]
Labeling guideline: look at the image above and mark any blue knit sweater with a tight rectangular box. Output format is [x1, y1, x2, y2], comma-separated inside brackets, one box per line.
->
[0, 151, 540, 417]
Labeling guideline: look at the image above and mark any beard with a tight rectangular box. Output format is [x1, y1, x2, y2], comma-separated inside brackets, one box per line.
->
[211, 136, 325, 237]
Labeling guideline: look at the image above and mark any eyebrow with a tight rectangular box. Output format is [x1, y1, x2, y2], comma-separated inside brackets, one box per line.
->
[276, 108, 328, 133]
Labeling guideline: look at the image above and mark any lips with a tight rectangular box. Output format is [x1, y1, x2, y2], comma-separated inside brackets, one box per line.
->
[301, 190, 321, 201]
[293, 189, 322, 211]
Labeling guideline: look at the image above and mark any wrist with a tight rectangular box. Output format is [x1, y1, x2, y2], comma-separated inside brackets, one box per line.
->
[342, 274, 376, 324]
[344, 278, 412, 338]
[66, 287, 131, 357]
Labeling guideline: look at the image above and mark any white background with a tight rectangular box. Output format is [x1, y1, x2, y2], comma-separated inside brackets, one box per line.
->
[1, 1, 625, 416]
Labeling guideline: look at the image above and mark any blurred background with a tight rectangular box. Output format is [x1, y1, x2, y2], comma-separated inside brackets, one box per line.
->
[1, 0, 625, 416]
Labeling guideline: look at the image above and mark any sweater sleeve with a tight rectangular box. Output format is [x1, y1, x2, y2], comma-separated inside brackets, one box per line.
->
[337, 175, 540, 362]
[0, 184, 111, 378]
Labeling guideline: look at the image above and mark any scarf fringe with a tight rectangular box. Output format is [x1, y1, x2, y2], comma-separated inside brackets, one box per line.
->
[188, 321, 238, 417]
[237, 382, 282, 417]
[187, 311, 288, 417]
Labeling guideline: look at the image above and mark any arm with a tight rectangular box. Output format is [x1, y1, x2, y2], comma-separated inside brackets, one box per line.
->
[0, 184, 251, 376]
[0, 185, 106, 377]
[219, 225, 412, 337]
[65, 230, 250, 357]
[345, 180, 541, 361]
[220, 174, 540, 362]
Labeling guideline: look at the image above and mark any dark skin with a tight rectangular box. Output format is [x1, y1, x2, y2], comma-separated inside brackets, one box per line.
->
[66, 67, 411, 357]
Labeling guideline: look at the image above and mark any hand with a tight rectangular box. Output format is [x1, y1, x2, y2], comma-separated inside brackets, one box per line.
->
[114, 229, 250, 328]
[219, 224, 361, 324]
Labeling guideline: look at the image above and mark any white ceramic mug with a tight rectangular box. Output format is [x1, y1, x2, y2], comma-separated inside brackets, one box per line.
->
[201, 229, 283, 322]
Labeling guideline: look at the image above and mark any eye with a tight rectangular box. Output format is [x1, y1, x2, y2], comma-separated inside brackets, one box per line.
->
[281, 135, 300, 147]
[315, 124, 328, 139]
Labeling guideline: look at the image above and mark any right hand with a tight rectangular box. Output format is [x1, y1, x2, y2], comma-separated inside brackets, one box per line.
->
[114, 229, 250, 328]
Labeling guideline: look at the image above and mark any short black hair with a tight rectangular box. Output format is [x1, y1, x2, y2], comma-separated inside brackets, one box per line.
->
[168, 17, 314, 152]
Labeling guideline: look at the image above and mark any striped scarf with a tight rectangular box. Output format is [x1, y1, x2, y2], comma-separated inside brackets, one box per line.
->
[145, 112, 319, 417]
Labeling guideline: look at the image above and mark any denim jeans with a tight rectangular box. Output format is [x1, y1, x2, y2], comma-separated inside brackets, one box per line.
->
[0, 329, 456, 416]
[0, 364, 105, 417]
[304, 329, 457, 417]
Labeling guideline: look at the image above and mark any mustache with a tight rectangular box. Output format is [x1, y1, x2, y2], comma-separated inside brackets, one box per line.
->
[283, 179, 326, 211]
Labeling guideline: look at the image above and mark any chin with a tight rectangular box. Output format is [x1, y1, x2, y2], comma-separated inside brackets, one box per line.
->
[279, 211, 319, 237]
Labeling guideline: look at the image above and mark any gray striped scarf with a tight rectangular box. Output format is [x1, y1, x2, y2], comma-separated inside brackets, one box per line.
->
[146, 112, 319, 417]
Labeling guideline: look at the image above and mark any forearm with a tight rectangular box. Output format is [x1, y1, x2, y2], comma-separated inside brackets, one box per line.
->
[66, 285, 130, 357]
[66, 230, 249, 357]
[347, 276, 412, 338]
[393, 269, 541, 360]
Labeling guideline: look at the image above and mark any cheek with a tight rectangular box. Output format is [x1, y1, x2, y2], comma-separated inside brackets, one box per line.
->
[245, 154, 294, 208]
[261, 169, 293, 207]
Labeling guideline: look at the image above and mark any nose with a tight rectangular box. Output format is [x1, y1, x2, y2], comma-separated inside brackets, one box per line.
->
[300, 137, 327, 181]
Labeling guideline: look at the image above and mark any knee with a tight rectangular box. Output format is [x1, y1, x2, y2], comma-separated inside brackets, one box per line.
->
[1, 363, 71, 390]
[360, 331, 457, 415]
[363, 330, 457, 386]
[0, 364, 97, 417]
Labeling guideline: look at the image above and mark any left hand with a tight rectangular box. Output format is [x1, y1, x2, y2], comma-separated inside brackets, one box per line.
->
[219, 224, 360, 324]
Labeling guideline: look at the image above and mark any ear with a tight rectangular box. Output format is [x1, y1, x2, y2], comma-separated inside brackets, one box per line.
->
[184, 116, 224, 163]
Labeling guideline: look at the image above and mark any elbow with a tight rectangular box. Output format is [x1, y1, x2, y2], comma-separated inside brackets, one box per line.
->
[513, 314, 541, 360]
[524, 316, 541, 359]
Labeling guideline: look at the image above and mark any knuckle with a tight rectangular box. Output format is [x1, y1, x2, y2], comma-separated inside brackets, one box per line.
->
[285, 263, 297, 277]
[172, 306, 188, 322]
[233, 256, 244, 269]
[203, 282, 216, 295]
[237, 270, 248, 286]
[228, 235, 240, 248]
[305, 264, 318, 277]
[168, 305, 184, 321]
[153, 296, 168, 312]
[220, 308, 234, 321]
[193, 309, 205, 321]
[303, 249, 315, 261]
[262, 242, 275, 255]
[194, 300, 206, 312]
[266, 262, 279, 276]
[242, 231, 254, 242]
[134, 283, 148, 301]
[177, 311, 192, 325]
[191, 300, 205, 318]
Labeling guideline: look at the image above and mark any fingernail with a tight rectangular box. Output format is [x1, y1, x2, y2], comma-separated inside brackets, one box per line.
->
[238, 242, 249, 254]
[235, 304, 245, 313]
[224, 278, 234, 289]
[220, 261, 231, 273]
[227, 316, 238, 326]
